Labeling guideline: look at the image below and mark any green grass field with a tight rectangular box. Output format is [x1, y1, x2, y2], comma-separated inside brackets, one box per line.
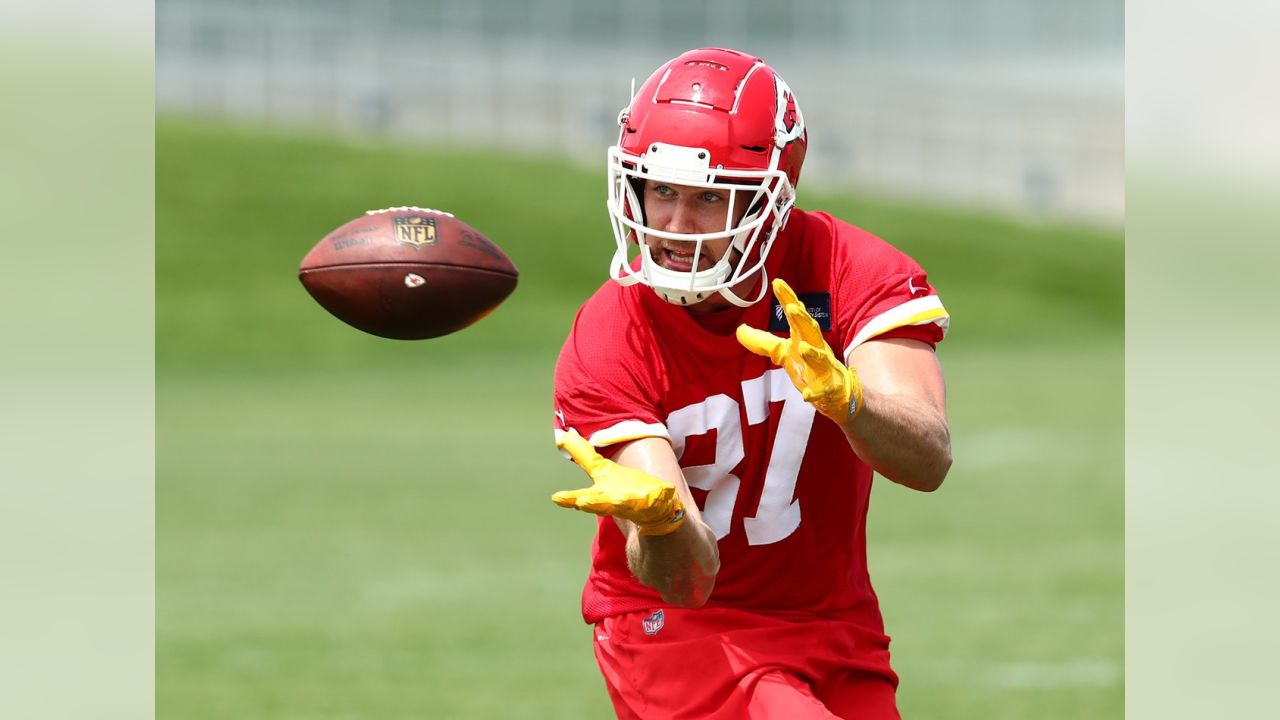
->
[158, 118, 1123, 718]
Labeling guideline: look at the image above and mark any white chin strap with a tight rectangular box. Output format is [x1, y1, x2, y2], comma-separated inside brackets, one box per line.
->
[716, 267, 772, 307]
[608, 243, 771, 308]
[641, 244, 731, 306]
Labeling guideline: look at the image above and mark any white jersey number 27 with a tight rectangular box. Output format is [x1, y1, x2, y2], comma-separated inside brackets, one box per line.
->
[665, 368, 816, 546]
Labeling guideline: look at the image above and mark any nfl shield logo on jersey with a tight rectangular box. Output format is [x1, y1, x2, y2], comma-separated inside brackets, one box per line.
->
[642, 609, 665, 636]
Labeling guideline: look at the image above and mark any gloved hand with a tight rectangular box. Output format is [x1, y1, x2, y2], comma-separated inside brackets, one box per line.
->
[552, 430, 687, 536]
[736, 278, 864, 424]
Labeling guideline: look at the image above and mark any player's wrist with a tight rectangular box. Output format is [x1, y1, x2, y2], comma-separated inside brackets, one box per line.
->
[844, 366, 865, 422]
[818, 366, 863, 426]
[634, 504, 687, 536]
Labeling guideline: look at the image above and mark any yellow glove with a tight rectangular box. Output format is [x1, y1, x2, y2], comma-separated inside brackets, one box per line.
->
[552, 430, 687, 536]
[736, 278, 864, 423]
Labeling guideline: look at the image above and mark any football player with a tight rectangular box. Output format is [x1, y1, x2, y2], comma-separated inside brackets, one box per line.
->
[552, 47, 951, 719]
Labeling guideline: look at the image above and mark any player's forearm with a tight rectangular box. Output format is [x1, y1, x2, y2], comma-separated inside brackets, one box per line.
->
[625, 517, 720, 608]
[842, 388, 952, 492]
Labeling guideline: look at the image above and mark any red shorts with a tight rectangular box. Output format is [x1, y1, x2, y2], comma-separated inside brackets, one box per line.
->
[592, 606, 900, 719]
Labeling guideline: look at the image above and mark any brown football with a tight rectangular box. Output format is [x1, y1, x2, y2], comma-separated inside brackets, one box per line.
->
[299, 207, 519, 340]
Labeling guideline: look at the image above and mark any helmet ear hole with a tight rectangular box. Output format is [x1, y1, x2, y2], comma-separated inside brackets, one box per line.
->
[627, 177, 647, 224]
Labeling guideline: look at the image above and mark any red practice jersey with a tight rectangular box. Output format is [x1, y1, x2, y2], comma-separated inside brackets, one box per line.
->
[553, 208, 949, 630]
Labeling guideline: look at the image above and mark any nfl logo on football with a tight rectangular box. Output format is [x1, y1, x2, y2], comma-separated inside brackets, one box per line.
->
[642, 609, 665, 636]
[393, 215, 438, 247]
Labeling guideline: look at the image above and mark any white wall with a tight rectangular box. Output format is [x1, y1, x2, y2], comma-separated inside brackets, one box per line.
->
[157, 0, 1123, 224]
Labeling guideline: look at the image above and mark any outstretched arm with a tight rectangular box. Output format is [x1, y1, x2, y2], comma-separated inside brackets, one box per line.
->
[611, 437, 720, 607]
[553, 432, 720, 607]
[738, 278, 951, 492]
[841, 338, 951, 491]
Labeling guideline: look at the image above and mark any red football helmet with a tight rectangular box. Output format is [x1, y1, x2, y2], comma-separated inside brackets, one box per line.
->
[607, 47, 807, 306]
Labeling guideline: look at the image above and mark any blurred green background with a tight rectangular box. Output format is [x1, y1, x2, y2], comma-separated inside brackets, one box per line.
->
[157, 118, 1122, 718]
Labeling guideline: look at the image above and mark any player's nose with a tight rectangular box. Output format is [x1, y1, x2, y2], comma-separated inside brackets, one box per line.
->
[664, 198, 700, 234]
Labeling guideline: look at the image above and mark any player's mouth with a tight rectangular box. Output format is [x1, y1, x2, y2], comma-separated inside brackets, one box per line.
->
[656, 245, 712, 272]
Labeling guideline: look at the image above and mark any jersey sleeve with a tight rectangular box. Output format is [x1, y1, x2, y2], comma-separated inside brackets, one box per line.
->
[828, 222, 950, 359]
[552, 298, 670, 455]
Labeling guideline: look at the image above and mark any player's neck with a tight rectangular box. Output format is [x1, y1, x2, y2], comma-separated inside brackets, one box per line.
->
[680, 276, 762, 336]
[685, 300, 747, 335]
[685, 275, 762, 314]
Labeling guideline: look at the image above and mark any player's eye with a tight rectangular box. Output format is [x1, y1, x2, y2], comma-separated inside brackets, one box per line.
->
[700, 191, 724, 203]
[651, 184, 675, 198]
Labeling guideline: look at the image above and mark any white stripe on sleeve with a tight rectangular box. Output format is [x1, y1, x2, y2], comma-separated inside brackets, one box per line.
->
[842, 296, 951, 359]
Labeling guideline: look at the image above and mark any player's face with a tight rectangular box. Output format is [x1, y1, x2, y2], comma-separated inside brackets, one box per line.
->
[642, 181, 752, 272]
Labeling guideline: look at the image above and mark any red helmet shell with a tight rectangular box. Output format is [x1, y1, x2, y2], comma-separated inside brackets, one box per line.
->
[620, 48, 807, 189]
